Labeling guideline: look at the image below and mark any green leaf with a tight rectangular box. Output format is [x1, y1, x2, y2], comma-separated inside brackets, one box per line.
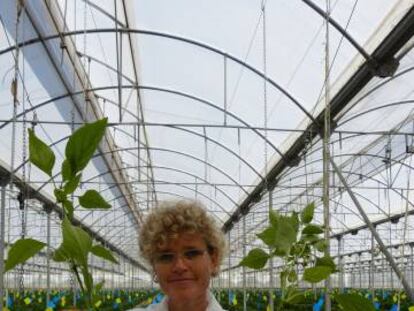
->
[273, 247, 288, 257]
[315, 240, 328, 252]
[316, 255, 336, 272]
[290, 212, 300, 233]
[61, 159, 72, 182]
[5, 238, 46, 272]
[256, 227, 277, 247]
[65, 118, 108, 175]
[54, 188, 66, 203]
[274, 215, 297, 253]
[28, 129, 55, 177]
[239, 248, 269, 269]
[335, 293, 375, 311]
[301, 202, 315, 224]
[62, 218, 92, 266]
[79, 190, 111, 209]
[303, 266, 332, 283]
[91, 245, 118, 264]
[302, 224, 324, 235]
[64, 174, 81, 194]
[284, 288, 305, 304]
[301, 234, 320, 244]
[52, 244, 70, 262]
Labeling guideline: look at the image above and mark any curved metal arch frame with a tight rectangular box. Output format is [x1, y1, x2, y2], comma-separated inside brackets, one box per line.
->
[301, 0, 372, 62]
[82, 162, 238, 209]
[92, 189, 224, 234]
[86, 185, 224, 240]
[339, 99, 414, 127]
[274, 153, 414, 215]
[80, 0, 372, 66]
[0, 28, 316, 124]
[276, 128, 413, 185]
[76, 164, 236, 238]
[85, 144, 249, 195]
[270, 65, 414, 173]
[30, 143, 248, 222]
[1, 84, 281, 177]
[7, 129, 247, 225]
[336, 64, 414, 123]
[271, 180, 393, 226]
[80, 175, 231, 221]
[94, 104, 264, 180]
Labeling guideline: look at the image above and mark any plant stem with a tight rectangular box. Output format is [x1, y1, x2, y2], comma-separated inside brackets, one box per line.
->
[72, 264, 92, 310]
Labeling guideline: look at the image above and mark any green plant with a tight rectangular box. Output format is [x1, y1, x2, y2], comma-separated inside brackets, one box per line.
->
[239, 202, 337, 310]
[4, 118, 118, 309]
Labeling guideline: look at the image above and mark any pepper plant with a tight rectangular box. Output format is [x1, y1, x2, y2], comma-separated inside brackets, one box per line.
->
[239, 202, 337, 310]
[239, 202, 380, 311]
[4, 118, 118, 309]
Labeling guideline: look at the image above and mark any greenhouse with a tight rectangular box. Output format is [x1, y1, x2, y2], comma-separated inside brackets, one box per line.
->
[1, 0, 414, 310]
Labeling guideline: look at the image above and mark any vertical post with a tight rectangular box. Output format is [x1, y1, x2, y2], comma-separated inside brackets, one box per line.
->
[359, 254, 362, 289]
[337, 237, 344, 293]
[242, 215, 247, 311]
[323, 1, 332, 310]
[228, 232, 231, 305]
[268, 191, 274, 311]
[45, 204, 52, 308]
[370, 230, 375, 301]
[0, 177, 8, 310]
[411, 246, 413, 287]
[331, 159, 414, 301]
[382, 255, 385, 295]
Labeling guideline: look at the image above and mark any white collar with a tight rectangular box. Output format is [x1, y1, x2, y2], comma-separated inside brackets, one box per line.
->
[155, 291, 225, 311]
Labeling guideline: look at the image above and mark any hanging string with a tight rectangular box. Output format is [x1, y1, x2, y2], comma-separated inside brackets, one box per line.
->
[323, 0, 332, 308]
[261, 1, 274, 308]
[223, 56, 227, 126]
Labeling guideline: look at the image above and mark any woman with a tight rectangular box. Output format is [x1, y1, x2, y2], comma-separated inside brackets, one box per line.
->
[131, 200, 227, 311]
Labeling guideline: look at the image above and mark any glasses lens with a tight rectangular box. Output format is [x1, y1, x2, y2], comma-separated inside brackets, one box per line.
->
[183, 249, 205, 260]
[155, 253, 174, 264]
[154, 249, 206, 264]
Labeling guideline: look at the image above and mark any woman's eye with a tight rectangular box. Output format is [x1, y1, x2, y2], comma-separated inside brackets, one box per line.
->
[184, 249, 203, 259]
[157, 253, 174, 262]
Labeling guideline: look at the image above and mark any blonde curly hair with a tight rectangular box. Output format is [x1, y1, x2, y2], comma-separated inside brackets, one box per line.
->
[138, 200, 226, 275]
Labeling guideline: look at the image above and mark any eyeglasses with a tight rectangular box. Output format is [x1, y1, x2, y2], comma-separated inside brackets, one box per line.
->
[153, 248, 208, 265]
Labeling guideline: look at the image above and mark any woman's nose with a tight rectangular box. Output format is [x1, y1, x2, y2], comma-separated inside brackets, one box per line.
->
[171, 255, 189, 272]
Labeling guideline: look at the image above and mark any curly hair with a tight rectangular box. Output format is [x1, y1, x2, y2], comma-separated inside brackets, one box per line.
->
[138, 200, 226, 275]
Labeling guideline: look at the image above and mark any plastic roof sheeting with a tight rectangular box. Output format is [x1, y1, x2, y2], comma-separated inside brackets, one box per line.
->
[1, 0, 414, 279]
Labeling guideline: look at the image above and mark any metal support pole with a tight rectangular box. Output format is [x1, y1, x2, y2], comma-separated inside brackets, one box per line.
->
[323, 2, 332, 310]
[243, 215, 246, 311]
[268, 191, 274, 311]
[359, 254, 362, 289]
[337, 237, 344, 293]
[0, 178, 8, 310]
[370, 231, 375, 301]
[45, 205, 51, 308]
[382, 255, 385, 295]
[331, 159, 414, 301]
[411, 246, 414, 287]
[228, 232, 231, 305]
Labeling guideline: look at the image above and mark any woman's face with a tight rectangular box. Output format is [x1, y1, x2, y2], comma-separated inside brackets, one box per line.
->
[152, 231, 218, 304]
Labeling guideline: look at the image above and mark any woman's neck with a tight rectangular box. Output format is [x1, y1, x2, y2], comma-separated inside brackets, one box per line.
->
[168, 294, 209, 311]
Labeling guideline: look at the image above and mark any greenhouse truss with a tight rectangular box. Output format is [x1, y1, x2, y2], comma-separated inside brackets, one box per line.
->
[1, 0, 414, 310]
